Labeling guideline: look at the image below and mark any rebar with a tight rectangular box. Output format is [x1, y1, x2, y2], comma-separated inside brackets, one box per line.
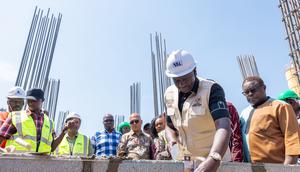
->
[149, 32, 171, 117]
[130, 82, 141, 114]
[14, 6, 62, 129]
[237, 55, 260, 80]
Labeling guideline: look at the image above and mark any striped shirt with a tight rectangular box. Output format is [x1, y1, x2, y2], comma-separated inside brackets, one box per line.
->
[0, 110, 47, 141]
[91, 129, 122, 157]
[0, 110, 55, 152]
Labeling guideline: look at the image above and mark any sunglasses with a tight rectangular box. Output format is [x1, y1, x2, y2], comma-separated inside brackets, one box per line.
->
[104, 119, 114, 122]
[242, 85, 262, 96]
[130, 119, 140, 125]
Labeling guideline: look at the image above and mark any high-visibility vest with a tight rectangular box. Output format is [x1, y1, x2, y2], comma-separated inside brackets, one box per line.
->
[56, 133, 89, 156]
[6, 111, 54, 153]
[0, 112, 8, 148]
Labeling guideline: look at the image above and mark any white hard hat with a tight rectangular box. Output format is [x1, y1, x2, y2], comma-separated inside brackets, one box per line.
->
[7, 86, 26, 99]
[165, 49, 197, 78]
[65, 112, 81, 122]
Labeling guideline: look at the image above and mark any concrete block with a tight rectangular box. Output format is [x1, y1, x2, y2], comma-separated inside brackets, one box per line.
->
[1, 155, 300, 172]
[218, 162, 300, 172]
[0, 155, 184, 172]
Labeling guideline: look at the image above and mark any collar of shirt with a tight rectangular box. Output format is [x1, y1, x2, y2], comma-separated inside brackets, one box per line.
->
[191, 77, 199, 94]
[26, 109, 44, 116]
[252, 96, 270, 108]
[66, 132, 78, 140]
[104, 129, 116, 133]
[129, 130, 145, 137]
[179, 78, 199, 97]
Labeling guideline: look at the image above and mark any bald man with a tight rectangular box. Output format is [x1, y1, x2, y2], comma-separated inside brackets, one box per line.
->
[117, 113, 153, 160]
[91, 113, 122, 157]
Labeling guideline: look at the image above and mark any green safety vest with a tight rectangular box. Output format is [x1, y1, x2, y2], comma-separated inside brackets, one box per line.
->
[56, 133, 89, 156]
[6, 111, 54, 153]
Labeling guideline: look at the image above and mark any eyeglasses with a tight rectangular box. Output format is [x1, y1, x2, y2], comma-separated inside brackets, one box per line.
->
[130, 119, 140, 125]
[242, 85, 262, 96]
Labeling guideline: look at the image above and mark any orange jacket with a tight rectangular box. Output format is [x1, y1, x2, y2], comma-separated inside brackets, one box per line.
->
[0, 112, 8, 148]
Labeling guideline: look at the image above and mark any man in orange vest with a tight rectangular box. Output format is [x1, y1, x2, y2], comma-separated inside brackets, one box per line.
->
[0, 86, 26, 148]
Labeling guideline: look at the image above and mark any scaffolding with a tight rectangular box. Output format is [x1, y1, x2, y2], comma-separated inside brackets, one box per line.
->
[279, 0, 300, 87]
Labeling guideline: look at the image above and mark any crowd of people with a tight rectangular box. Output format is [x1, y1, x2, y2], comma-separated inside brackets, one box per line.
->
[0, 49, 300, 172]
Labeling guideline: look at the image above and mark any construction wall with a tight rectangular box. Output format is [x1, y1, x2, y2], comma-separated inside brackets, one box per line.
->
[1, 156, 300, 172]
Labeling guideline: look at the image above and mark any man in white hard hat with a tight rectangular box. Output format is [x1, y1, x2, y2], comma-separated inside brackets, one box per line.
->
[56, 112, 92, 156]
[164, 50, 231, 172]
[0, 86, 26, 149]
[6, 86, 26, 112]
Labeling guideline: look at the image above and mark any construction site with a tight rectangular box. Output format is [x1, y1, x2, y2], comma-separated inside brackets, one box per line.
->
[1, 0, 300, 172]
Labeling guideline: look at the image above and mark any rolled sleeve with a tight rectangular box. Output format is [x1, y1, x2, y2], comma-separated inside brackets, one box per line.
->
[0, 116, 17, 139]
[52, 129, 56, 138]
[117, 134, 128, 157]
[209, 83, 230, 121]
[88, 138, 94, 156]
[91, 135, 96, 154]
[227, 102, 243, 162]
[278, 103, 300, 155]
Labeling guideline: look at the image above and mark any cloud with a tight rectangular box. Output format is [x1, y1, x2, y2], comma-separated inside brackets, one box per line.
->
[0, 63, 17, 83]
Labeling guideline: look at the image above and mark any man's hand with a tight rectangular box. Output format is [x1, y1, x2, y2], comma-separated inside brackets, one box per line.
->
[62, 120, 75, 133]
[4, 145, 16, 153]
[165, 122, 178, 154]
[284, 155, 298, 165]
[168, 140, 177, 150]
[168, 142, 178, 159]
[51, 120, 75, 152]
[194, 157, 220, 172]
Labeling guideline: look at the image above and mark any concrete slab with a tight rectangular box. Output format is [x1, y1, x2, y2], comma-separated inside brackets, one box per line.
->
[1, 155, 300, 172]
[0, 155, 184, 172]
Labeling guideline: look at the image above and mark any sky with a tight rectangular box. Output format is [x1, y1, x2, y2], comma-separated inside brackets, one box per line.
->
[0, 1, 292, 137]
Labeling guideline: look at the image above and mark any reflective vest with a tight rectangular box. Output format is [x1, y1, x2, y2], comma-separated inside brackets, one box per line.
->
[57, 133, 89, 156]
[165, 77, 216, 160]
[6, 111, 54, 153]
[0, 112, 8, 148]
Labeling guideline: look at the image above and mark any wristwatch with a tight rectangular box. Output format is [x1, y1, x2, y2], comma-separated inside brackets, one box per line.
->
[209, 152, 222, 161]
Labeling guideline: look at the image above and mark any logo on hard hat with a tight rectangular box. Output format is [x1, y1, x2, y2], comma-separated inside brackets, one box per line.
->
[173, 61, 183, 67]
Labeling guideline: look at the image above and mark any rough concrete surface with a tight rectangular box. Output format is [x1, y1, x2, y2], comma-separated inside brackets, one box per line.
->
[0, 155, 183, 172]
[1, 155, 300, 172]
[218, 162, 300, 172]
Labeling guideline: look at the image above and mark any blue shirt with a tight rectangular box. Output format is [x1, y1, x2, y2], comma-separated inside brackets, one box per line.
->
[240, 105, 253, 162]
[91, 129, 122, 157]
